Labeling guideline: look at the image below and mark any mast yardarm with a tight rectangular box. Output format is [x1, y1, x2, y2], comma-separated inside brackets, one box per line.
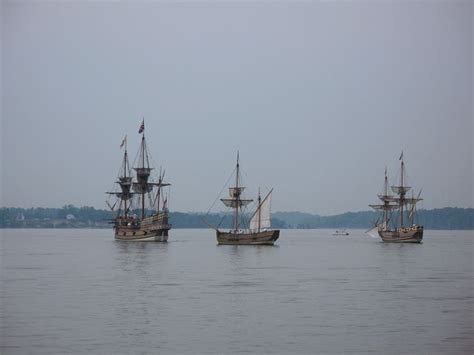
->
[219, 152, 253, 231]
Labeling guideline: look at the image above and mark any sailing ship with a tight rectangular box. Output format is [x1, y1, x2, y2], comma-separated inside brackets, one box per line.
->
[106, 121, 171, 241]
[368, 152, 423, 243]
[213, 153, 280, 245]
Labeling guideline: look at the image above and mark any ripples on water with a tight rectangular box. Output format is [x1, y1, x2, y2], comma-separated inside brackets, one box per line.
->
[1, 229, 472, 354]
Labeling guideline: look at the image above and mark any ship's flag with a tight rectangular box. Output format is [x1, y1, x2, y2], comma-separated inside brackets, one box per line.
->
[399, 151, 404, 160]
[138, 119, 145, 134]
[120, 135, 127, 149]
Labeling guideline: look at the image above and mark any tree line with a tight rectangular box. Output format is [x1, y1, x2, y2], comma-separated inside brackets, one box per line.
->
[0, 206, 472, 230]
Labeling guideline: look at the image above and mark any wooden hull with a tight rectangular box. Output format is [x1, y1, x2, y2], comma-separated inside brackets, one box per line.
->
[114, 213, 171, 242]
[379, 226, 423, 243]
[216, 230, 279, 245]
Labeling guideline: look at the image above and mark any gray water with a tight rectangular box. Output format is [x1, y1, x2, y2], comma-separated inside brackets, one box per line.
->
[1, 229, 472, 354]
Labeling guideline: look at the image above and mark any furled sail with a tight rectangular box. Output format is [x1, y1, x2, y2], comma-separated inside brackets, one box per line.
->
[369, 204, 398, 210]
[229, 187, 245, 198]
[132, 182, 154, 194]
[380, 196, 422, 207]
[132, 134, 155, 194]
[220, 198, 253, 208]
[403, 197, 423, 205]
[391, 185, 411, 195]
[249, 190, 272, 230]
[377, 194, 397, 202]
[118, 177, 133, 197]
[106, 176, 134, 200]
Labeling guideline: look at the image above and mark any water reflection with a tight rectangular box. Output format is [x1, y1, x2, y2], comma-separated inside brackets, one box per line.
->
[218, 244, 279, 268]
[114, 241, 169, 267]
[112, 241, 171, 349]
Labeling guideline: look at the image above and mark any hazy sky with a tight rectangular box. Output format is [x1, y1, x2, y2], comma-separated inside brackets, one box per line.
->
[1, 1, 472, 215]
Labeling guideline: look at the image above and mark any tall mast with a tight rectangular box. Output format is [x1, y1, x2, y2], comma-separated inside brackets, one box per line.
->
[383, 167, 388, 227]
[123, 147, 128, 217]
[257, 188, 261, 232]
[409, 189, 422, 226]
[400, 158, 404, 228]
[107, 135, 133, 218]
[156, 170, 162, 213]
[133, 119, 152, 221]
[219, 152, 253, 230]
[234, 152, 240, 231]
[141, 132, 145, 219]
[369, 167, 397, 230]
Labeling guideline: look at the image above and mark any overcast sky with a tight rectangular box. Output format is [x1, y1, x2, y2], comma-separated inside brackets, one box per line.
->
[1, 0, 472, 215]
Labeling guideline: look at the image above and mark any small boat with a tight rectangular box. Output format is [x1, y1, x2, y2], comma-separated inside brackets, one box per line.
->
[106, 120, 171, 241]
[210, 153, 280, 245]
[333, 229, 349, 236]
[368, 152, 423, 243]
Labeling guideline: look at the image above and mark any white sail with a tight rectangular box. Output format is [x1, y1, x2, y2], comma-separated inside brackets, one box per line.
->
[249, 190, 272, 230]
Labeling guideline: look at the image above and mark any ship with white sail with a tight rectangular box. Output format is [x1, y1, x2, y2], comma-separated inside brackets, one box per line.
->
[211, 153, 280, 245]
[368, 152, 423, 243]
[106, 121, 171, 241]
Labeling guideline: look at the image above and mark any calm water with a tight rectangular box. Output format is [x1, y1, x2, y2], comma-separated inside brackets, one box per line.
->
[1, 229, 472, 354]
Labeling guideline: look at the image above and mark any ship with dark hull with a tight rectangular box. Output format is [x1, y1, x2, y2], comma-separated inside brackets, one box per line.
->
[211, 153, 279, 245]
[368, 152, 423, 243]
[106, 121, 171, 241]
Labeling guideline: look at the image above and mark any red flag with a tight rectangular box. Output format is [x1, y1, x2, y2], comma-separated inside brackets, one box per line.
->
[138, 120, 145, 134]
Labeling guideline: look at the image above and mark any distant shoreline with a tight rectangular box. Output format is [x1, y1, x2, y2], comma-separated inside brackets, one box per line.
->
[1, 206, 473, 230]
[1, 227, 472, 231]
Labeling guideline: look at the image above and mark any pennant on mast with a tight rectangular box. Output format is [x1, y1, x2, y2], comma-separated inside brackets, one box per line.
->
[138, 119, 145, 134]
[120, 135, 127, 149]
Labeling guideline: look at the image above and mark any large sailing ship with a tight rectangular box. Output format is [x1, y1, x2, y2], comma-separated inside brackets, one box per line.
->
[213, 153, 280, 245]
[368, 152, 423, 243]
[106, 121, 171, 241]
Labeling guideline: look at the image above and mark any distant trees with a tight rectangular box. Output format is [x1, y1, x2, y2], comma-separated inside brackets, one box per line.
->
[0, 206, 472, 229]
[0, 205, 114, 228]
[273, 208, 473, 230]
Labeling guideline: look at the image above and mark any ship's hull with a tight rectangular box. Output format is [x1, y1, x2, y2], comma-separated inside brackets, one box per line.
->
[114, 213, 171, 242]
[378, 225, 423, 243]
[216, 229, 280, 245]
